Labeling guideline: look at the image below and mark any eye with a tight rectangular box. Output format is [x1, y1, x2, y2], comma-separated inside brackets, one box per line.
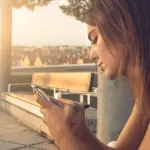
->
[91, 36, 98, 45]
[90, 36, 99, 61]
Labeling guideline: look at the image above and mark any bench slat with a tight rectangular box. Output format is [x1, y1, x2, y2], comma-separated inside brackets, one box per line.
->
[7, 92, 86, 107]
[32, 73, 92, 92]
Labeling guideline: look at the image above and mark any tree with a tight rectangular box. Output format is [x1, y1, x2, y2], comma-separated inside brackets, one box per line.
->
[59, 0, 94, 23]
[12, 0, 53, 10]
[12, 0, 95, 24]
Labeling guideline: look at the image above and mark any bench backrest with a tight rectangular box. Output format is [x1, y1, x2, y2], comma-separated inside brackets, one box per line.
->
[31, 72, 94, 92]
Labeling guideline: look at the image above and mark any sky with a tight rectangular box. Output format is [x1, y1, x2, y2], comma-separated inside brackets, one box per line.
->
[12, 3, 90, 46]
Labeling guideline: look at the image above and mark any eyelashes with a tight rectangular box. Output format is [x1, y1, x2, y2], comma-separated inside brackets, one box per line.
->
[92, 36, 98, 45]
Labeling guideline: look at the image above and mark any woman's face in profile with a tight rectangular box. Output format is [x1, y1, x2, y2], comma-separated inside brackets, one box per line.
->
[87, 25, 123, 80]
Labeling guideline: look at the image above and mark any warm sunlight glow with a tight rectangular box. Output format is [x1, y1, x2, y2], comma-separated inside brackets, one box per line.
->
[12, 4, 90, 46]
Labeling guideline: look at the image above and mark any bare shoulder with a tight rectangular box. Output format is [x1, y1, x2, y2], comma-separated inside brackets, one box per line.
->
[138, 122, 150, 150]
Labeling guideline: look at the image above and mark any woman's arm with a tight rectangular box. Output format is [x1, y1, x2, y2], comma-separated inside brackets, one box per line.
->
[59, 104, 148, 150]
[114, 103, 148, 150]
[59, 126, 114, 150]
[37, 96, 148, 150]
[81, 104, 148, 150]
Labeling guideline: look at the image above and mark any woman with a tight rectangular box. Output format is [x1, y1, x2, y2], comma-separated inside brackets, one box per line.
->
[37, 0, 150, 150]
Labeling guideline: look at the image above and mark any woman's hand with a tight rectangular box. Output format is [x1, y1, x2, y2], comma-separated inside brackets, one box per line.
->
[36, 96, 88, 147]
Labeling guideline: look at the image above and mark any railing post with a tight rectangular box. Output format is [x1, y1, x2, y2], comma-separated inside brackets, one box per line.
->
[0, 0, 12, 92]
[80, 94, 84, 103]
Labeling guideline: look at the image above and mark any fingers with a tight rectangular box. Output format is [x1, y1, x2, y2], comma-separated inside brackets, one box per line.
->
[71, 102, 84, 112]
[40, 107, 49, 126]
[51, 98, 65, 108]
[35, 94, 64, 109]
[64, 103, 77, 124]
[40, 107, 47, 116]
[64, 102, 83, 117]
[36, 96, 52, 108]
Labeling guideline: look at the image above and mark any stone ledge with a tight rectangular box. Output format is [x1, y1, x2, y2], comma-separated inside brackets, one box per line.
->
[0, 97, 97, 136]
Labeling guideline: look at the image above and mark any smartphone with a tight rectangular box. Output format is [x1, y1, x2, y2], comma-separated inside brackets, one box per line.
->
[31, 84, 51, 101]
[31, 84, 90, 109]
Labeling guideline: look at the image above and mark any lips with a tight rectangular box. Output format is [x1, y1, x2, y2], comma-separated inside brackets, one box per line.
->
[97, 62, 105, 72]
[100, 65, 105, 71]
[97, 62, 103, 68]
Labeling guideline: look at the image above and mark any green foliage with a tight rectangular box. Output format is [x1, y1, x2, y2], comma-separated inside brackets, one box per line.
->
[59, 0, 93, 23]
[12, 0, 53, 10]
[12, 0, 94, 24]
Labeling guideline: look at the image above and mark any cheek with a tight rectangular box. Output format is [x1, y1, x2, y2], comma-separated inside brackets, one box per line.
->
[96, 37, 122, 72]
[97, 46, 121, 72]
[107, 53, 121, 70]
[97, 44, 114, 66]
[96, 40, 108, 61]
[103, 54, 121, 79]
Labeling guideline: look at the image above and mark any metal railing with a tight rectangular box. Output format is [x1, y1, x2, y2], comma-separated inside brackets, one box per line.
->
[10, 64, 98, 86]
[12, 63, 97, 74]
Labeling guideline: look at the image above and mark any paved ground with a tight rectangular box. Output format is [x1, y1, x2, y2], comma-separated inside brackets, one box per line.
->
[0, 109, 58, 150]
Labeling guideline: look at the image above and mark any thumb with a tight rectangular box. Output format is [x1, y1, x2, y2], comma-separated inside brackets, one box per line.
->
[71, 103, 85, 126]
[64, 103, 85, 124]
[64, 103, 76, 124]
[71, 103, 84, 113]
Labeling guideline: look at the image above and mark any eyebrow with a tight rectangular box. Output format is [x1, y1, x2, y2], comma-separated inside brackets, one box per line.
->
[88, 29, 97, 42]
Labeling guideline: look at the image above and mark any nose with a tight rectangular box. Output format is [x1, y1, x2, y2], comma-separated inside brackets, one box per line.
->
[89, 45, 98, 62]
[90, 51, 98, 62]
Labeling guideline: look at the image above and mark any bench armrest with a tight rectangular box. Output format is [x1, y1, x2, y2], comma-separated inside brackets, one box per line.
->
[55, 92, 98, 105]
[56, 92, 98, 97]
[8, 83, 32, 92]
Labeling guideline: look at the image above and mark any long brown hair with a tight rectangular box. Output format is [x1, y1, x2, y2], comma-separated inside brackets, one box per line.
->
[94, 1, 150, 116]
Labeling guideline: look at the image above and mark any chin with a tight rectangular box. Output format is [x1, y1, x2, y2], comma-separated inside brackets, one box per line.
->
[104, 71, 118, 80]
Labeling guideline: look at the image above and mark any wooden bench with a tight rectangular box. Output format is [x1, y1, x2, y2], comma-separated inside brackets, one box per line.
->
[8, 72, 98, 105]
[0, 72, 97, 141]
